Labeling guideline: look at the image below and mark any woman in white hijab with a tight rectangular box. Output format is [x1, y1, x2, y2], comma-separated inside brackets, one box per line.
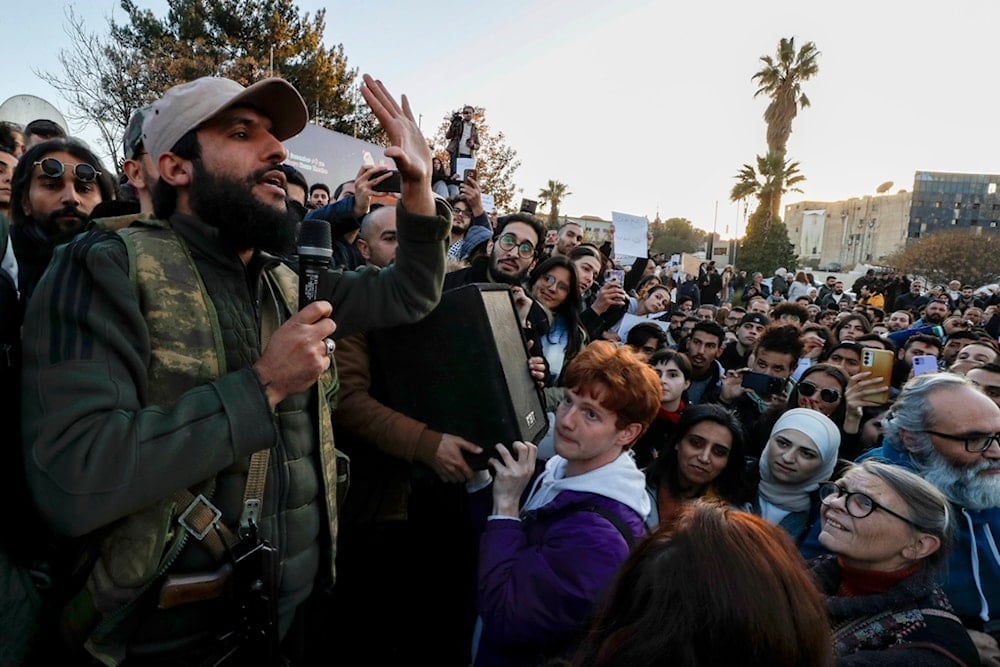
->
[749, 408, 841, 548]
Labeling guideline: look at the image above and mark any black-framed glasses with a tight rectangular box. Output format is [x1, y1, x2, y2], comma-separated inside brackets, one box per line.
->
[798, 381, 841, 403]
[818, 482, 922, 530]
[920, 430, 1000, 453]
[34, 157, 101, 183]
[538, 273, 570, 293]
[452, 208, 470, 218]
[497, 233, 534, 259]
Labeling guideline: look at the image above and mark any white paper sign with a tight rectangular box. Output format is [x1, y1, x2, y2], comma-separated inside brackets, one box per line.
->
[611, 211, 649, 261]
[480, 192, 495, 213]
[455, 157, 476, 178]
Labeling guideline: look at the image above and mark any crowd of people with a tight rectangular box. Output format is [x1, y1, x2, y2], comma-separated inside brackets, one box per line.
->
[1, 72, 999, 667]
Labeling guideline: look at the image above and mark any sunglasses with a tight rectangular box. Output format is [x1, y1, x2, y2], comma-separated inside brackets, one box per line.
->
[497, 233, 535, 259]
[34, 157, 101, 183]
[798, 381, 841, 403]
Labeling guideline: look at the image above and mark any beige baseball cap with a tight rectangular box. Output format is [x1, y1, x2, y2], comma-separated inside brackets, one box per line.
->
[142, 76, 308, 162]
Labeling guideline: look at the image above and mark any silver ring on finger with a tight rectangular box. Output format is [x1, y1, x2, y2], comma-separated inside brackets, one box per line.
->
[324, 338, 335, 355]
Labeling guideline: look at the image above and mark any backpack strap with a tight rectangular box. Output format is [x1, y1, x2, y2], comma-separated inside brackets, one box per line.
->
[541, 501, 644, 549]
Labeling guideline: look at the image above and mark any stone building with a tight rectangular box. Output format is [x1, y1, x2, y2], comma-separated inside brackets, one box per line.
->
[783, 191, 911, 270]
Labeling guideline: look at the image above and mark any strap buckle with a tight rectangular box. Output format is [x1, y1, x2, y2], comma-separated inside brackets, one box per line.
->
[177, 493, 223, 541]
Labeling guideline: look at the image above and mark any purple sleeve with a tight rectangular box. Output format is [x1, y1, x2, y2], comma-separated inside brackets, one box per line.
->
[476, 505, 634, 647]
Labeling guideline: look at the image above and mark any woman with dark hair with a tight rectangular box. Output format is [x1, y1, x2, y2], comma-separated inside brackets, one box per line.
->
[525, 255, 586, 384]
[644, 404, 750, 531]
[749, 408, 840, 547]
[632, 274, 661, 300]
[614, 285, 672, 341]
[832, 312, 872, 343]
[810, 460, 979, 665]
[565, 502, 834, 667]
[570, 244, 627, 341]
[631, 349, 692, 468]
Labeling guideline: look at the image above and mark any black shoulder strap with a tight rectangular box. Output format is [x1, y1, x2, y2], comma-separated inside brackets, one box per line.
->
[544, 501, 643, 549]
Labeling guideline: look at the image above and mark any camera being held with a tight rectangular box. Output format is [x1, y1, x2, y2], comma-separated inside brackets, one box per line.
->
[445, 104, 480, 174]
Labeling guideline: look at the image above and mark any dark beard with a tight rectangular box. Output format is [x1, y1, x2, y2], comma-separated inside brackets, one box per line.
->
[188, 161, 298, 256]
[34, 205, 88, 237]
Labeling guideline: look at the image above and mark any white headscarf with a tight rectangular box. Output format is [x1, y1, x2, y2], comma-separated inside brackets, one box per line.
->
[758, 408, 840, 512]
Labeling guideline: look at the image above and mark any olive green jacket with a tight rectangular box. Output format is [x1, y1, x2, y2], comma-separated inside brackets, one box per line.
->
[21, 202, 449, 660]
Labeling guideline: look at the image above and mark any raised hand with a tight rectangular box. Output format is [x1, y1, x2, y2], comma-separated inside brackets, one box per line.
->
[360, 74, 433, 215]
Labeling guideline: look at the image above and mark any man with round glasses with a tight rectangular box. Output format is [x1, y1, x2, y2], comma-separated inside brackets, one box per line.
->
[860, 372, 1000, 654]
[444, 212, 544, 290]
[9, 138, 115, 302]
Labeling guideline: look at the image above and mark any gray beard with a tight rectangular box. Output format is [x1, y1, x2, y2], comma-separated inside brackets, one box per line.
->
[917, 447, 1000, 511]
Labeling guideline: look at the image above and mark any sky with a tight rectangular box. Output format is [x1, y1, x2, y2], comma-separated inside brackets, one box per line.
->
[5, 0, 1000, 237]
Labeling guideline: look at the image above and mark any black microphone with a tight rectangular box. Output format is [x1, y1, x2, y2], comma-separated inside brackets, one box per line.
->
[297, 218, 333, 309]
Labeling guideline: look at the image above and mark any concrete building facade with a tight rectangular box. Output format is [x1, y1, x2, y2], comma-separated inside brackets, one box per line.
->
[784, 191, 911, 270]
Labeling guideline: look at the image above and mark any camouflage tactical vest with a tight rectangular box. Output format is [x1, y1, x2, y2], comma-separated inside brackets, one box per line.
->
[70, 220, 344, 664]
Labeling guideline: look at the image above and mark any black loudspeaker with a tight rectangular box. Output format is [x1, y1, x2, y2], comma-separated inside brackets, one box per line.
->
[373, 283, 549, 469]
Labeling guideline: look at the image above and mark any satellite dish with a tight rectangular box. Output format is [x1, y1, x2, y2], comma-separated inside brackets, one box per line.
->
[0, 95, 70, 134]
[876, 181, 893, 194]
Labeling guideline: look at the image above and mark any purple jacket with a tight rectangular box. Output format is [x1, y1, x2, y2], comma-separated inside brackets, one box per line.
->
[472, 454, 649, 666]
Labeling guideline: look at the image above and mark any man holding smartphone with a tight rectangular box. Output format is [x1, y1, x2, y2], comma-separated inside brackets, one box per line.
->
[446, 175, 489, 260]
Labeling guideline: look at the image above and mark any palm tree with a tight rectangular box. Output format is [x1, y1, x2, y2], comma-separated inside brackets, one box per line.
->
[752, 37, 820, 157]
[729, 152, 806, 233]
[538, 179, 572, 226]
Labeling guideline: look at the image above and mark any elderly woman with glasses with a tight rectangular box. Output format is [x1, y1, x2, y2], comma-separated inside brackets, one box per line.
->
[808, 460, 979, 665]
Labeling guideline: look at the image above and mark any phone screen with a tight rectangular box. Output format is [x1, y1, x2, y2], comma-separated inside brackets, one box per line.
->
[605, 269, 625, 285]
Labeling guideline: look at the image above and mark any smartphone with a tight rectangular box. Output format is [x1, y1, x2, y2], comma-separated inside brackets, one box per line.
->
[463, 169, 477, 182]
[371, 169, 401, 193]
[605, 269, 625, 285]
[861, 348, 894, 404]
[741, 371, 786, 396]
[911, 354, 939, 377]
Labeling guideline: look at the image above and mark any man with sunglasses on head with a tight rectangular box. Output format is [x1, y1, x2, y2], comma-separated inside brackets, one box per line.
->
[859, 372, 1000, 659]
[9, 138, 116, 304]
[19, 74, 450, 663]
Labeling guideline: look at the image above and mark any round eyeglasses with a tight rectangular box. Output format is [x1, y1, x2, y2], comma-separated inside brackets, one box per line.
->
[497, 233, 534, 259]
[34, 157, 101, 183]
[538, 273, 570, 293]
